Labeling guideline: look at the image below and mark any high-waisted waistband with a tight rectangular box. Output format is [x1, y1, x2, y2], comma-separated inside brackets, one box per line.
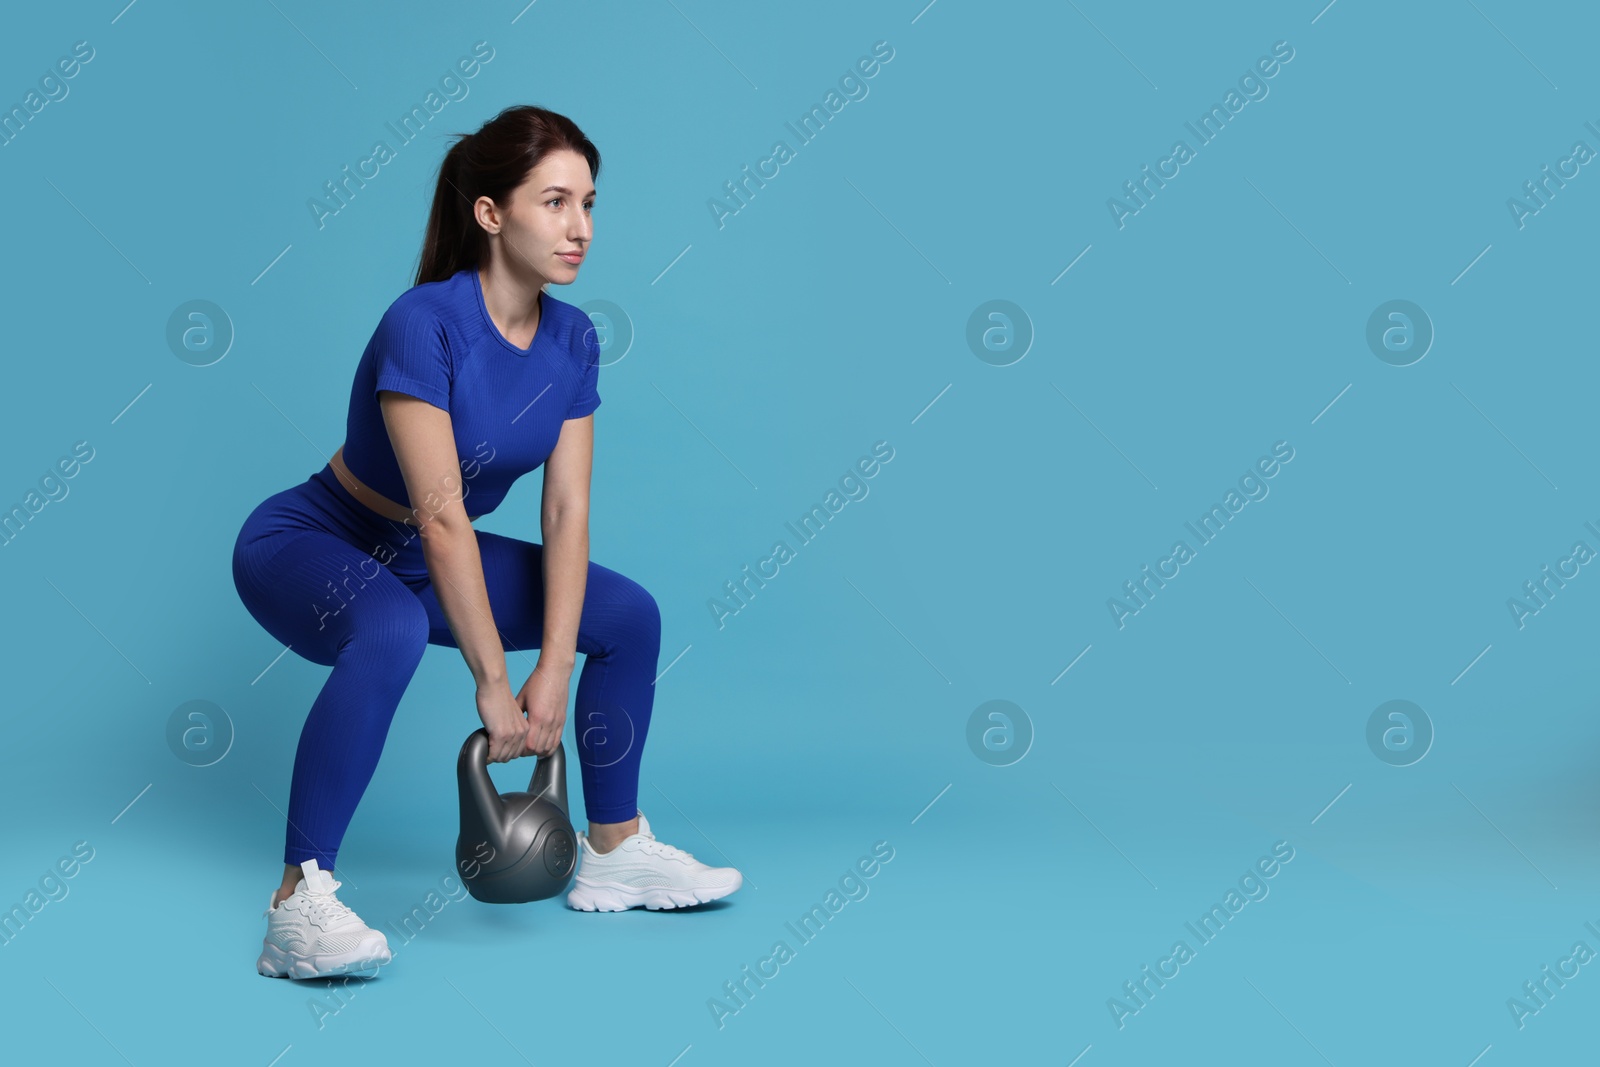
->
[302, 464, 430, 564]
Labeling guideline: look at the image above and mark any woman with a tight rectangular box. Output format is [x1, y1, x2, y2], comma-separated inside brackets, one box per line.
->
[232, 105, 742, 981]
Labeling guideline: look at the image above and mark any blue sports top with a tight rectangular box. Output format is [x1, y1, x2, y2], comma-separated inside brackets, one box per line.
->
[339, 267, 600, 518]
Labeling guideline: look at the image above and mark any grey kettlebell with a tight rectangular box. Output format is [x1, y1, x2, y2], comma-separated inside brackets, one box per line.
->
[455, 730, 577, 903]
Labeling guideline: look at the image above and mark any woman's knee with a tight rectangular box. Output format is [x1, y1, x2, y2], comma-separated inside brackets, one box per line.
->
[581, 568, 661, 655]
[617, 576, 661, 649]
[340, 597, 430, 666]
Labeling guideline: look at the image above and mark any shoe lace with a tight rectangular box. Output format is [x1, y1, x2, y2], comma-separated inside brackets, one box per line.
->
[639, 839, 693, 862]
[301, 880, 356, 925]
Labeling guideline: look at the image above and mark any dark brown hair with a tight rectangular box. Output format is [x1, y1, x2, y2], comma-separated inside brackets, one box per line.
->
[415, 104, 600, 287]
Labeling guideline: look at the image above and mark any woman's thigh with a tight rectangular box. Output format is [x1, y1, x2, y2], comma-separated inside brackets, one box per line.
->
[413, 529, 658, 656]
[233, 525, 429, 667]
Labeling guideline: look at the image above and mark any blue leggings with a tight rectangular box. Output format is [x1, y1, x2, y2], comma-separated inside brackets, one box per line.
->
[231, 465, 660, 870]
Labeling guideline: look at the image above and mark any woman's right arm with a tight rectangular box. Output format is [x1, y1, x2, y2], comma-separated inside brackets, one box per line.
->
[379, 390, 529, 762]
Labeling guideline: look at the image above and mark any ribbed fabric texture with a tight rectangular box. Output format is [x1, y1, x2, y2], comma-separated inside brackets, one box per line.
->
[340, 267, 602, 518]
[232, 469, 658, 869]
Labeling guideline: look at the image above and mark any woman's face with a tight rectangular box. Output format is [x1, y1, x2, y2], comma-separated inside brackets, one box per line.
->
[481, 148, 595, 284]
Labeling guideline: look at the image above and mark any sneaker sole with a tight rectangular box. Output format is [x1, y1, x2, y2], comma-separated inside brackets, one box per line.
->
[257, 941, 392, 980]
[566, 871, 743, 912]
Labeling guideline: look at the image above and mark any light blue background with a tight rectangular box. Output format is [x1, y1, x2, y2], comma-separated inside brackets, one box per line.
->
[2, 0, 1597, 1063]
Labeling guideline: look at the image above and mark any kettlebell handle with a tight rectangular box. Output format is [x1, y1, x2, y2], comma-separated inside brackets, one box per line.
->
[461, 729, 569, 816]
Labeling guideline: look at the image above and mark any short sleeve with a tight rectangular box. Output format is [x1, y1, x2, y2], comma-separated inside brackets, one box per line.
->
[371, 301, 451, 411]
[566, 318, 602, 420]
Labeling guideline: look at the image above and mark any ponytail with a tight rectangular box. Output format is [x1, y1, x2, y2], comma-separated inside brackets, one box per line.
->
[415, 106, 600, 288]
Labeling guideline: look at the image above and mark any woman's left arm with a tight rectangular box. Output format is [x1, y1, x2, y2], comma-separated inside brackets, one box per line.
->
[520, 413, 594, 756]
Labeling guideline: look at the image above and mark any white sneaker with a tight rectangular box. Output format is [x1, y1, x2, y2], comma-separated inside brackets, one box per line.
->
[566, 810, 743, 911]
[257, 859, 392, 979]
